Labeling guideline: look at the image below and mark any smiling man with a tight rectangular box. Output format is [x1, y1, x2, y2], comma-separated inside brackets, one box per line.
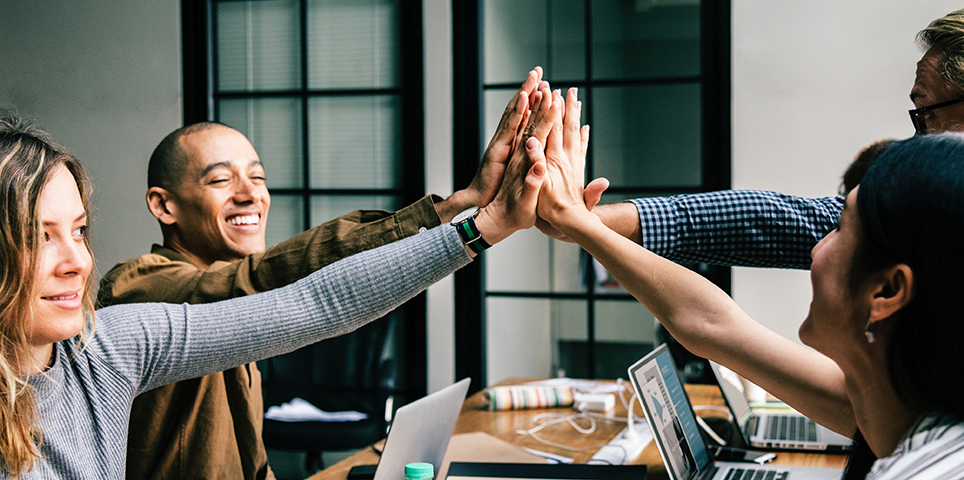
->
[95, 67, 547, 480]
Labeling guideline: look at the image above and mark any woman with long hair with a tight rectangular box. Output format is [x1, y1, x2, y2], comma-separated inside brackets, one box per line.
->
[534, 89, 964, 478]
[0, 83, 557, 478]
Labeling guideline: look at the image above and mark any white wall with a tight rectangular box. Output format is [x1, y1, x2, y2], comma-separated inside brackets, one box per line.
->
[730, 1, 961, 342]
[0, 0, 181, 276]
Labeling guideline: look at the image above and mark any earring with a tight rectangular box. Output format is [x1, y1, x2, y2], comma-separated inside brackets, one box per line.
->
[864, 318, 876, 344]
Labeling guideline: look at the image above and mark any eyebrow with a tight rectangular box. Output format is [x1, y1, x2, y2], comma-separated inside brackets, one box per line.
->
[42, 212, 88, 227]
[197, 160, 263, 179]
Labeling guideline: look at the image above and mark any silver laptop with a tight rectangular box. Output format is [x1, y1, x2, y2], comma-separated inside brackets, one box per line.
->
[628, 345, 841, 480]
[708, 360, 852, 452]
[370, 378, 471, 480]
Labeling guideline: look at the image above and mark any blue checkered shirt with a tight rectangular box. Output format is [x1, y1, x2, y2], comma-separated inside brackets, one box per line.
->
[629, 190, 843, 269]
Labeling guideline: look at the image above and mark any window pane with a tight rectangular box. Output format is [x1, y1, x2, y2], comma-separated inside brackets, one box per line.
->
[483, 0, 585, 84]
[486, 298, 586, 382]
[591, 0, 700, 80]
[308, 95, 401, 189]
[592, 84, 702, 188]
[216, 0, 301, 91]
[485, 229, 587, 294]
[218, 98, 304, 189]
[594, 300, 657, 379]
[307, 0, 399, 89]
[309, 194, 400, 226]
[265, 194, 304, 248]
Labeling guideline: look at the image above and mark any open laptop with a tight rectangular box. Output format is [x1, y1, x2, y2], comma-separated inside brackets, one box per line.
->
[352, 378, 470, 480]
[708, 360, 852, 452]
[628, 345, 841, 480]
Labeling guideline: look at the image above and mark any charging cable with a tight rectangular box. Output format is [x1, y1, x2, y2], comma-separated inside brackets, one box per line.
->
[693, 405, 732, 446]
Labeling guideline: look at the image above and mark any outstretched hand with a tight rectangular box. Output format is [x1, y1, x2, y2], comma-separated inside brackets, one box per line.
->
[470, 82, 561, 250]
[435, 67, 546, 222]
[533, 88, 595, 232]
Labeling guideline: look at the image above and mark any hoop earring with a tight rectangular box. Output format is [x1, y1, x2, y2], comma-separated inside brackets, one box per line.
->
[864, 318, 876, 344]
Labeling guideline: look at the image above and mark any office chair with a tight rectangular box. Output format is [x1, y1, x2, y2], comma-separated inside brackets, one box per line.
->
[261, 313, 398, 474]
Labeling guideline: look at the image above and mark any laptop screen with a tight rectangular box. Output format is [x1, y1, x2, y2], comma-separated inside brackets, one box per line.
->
[708, 360, 753, 444]
[628, 345, 711, 480]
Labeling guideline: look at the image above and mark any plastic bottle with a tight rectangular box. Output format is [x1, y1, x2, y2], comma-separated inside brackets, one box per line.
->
[404, 462, 434, 480]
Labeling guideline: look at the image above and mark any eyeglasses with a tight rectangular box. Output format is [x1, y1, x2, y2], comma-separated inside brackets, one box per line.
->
[908, 96, 964, 135]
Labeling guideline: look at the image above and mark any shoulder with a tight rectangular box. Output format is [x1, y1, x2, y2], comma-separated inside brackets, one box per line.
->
[97, 251, 201, 307]
[868, 412, 964, 479]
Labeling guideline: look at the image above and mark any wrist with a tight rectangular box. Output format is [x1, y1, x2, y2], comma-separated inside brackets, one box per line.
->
[472, 207, 514, 247]
[436, 189, 479, 223]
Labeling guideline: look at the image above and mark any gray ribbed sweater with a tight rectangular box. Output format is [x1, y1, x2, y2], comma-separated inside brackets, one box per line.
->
[15, 225, 470, 479]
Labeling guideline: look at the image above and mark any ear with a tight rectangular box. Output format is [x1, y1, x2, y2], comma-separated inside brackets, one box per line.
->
[867, 264, 914, 324]
[147, 187, 178, 226]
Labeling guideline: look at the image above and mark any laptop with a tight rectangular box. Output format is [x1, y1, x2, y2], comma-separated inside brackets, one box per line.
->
[628, 345, 842, 480]
[351, 378, 470, 480]
[708, 360, 852, 452]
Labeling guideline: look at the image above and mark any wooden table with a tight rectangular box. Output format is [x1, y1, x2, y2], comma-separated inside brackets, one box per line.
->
[309, 379, 847, 480]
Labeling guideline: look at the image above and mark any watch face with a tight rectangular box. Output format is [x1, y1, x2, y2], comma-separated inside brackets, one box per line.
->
[451, 207, 480, 224]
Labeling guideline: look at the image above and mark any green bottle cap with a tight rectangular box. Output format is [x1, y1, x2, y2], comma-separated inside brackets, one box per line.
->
[404, 462, 435, 479]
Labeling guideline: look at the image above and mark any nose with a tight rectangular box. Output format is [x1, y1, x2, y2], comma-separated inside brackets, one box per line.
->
[233, 176, 265, 204]
[55, 238, 92, 278]
[811, 230, 835, 260]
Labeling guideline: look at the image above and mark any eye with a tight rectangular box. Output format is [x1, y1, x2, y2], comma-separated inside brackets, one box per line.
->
[72, 225, 89, 238]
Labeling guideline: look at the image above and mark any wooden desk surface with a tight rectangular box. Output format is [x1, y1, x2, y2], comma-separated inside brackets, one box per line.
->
[308, 379, 847, 480]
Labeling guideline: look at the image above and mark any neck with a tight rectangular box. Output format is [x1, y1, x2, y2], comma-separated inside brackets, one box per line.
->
[841, 343, 917, 458]
[21, 343, 55, 375]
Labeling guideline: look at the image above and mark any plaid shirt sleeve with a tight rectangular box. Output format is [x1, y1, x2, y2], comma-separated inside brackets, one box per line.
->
[629, 190, 843, 269]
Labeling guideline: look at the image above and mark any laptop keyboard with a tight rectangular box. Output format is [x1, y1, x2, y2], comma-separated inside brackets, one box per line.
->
[764, 415, 818, 442]
[724, 468, 789, 480]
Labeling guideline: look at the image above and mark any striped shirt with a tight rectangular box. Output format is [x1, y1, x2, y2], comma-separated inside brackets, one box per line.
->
[867, 412, 964, 479]
[630, 190, 843, 269]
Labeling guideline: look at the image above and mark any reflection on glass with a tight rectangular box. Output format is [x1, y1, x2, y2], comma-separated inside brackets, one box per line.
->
[264, 194, 304, 248]
[218, 98, 304, 190]
[592, 84, 702, 188]
[485, 230, 586, 293]
[592, 0, 700, 79]
[308, 96, 401, 189]
[216, 0, 301, 91]
[309, 195, 400, 226]
[483, 0, 585, 84]
[307, 0, 399, 89]
[594, 300, 657, 379]
[487, 298, 587, 381]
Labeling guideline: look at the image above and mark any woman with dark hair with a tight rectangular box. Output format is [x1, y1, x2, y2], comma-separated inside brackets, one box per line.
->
[532, 90, 964, 478]
[0, 82, 559, 478]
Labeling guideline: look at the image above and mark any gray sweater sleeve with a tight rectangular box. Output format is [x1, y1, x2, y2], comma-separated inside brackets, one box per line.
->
[89, 225, 471, 394]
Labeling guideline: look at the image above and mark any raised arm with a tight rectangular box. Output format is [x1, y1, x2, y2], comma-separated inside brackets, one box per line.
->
[533, 88, 856, 437]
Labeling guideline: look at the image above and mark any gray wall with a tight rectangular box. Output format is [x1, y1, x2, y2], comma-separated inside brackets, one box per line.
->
[0, 0, 181, 276]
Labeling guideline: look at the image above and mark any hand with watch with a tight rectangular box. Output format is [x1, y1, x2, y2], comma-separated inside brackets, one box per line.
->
[449, 81, 567, 257]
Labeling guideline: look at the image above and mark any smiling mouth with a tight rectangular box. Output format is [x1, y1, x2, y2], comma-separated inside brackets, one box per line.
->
[227, 214, 260, 226]
[42, 293, 78, 301]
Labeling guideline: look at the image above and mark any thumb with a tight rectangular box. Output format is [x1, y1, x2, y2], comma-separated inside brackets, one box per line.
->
[584, 177, 610, 210]
[525, 136, 546, 164]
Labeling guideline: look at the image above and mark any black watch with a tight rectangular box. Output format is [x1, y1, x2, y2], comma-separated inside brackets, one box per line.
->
[451, 207, 491, 254]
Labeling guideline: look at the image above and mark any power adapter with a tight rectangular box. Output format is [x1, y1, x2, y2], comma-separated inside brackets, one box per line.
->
[573, 392, 616, 413]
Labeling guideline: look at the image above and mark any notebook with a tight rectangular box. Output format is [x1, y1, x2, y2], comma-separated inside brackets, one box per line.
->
[627, 345, 842, 480]
[367, 377, 471, 480]
[708, 360, 852, 452]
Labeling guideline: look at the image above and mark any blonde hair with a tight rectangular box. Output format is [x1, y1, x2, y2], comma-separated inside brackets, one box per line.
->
[0, 114, 96, 477]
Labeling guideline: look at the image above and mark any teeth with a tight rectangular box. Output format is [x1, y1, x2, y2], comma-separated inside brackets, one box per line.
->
[227, 214, 259, 226]
[44, 293, 78, 301]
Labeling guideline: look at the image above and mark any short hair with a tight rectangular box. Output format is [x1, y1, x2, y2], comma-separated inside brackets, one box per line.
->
[839, 139, 897, 196]
[0, 112, 95, 475]
[147, 122, 227, 191]
[855, 133, 964, 418]
[917, 9, 964, 93]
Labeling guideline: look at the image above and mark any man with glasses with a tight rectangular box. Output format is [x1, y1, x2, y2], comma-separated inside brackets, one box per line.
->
[543, 9, 964, 271]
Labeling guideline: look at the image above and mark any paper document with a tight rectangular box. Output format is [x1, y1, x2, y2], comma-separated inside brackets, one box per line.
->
[264, 397, 368, 422]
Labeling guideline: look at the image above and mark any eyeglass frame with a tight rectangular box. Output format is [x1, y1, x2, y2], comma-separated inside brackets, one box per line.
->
[908, 96, 964, 135]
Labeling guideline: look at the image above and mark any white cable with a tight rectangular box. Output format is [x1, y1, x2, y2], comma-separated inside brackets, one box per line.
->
[695, 414, 727, 446]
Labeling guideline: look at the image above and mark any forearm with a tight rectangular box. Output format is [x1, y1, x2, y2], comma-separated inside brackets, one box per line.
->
[557, 209, 855, 435]
[629, 191, 842, 269]
[98, 225, 471, 393]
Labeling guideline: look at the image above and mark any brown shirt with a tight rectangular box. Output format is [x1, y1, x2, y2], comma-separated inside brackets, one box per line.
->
[97, 196, 441, 480]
